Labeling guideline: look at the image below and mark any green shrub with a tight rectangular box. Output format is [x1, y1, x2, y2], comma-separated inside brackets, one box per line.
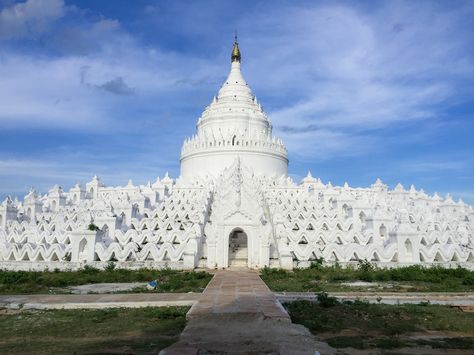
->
[82, 265, 100, 274]
[462, 274, 474, 285]
[317, 292, 339, 307]
[104, 261, 116, 271]
[309, 257, 324, 269]
[88, 223, 100, 231]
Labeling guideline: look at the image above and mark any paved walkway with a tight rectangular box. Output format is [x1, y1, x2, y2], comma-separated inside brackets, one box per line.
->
[0, 293, 199, 310]
[187, 269, 290, 321]
[162, 270, 335, 355]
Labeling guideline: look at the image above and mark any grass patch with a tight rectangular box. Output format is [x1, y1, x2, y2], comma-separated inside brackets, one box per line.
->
[261, 262, 474, 292]
[325, 335, 410, 349]
[414, 337, 474, 349]
[285, 299, 474, 350]
[0, 306, 188, 354]
[0, 267, 212, 294]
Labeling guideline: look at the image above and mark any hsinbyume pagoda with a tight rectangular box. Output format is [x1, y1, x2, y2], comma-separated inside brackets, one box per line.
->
[1, 39, 473, 270]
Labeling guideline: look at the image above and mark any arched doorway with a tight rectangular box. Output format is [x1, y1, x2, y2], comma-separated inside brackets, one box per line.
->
[228, 228, 248, 267]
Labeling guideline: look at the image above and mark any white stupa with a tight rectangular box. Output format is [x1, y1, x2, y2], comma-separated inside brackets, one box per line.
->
[180, 38, 288, 179]
[0, 38, 472, 270]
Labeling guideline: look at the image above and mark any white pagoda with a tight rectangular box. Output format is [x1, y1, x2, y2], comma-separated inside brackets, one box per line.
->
[180, 39, 288, 179]
[0, 38, 473, 270]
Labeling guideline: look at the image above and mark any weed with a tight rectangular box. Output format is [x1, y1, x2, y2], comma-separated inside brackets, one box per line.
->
[309, 257, 324, 269]
[88, 223, 100, 231]
[316, 292, 339, 307]
[104, 261, 116, 271]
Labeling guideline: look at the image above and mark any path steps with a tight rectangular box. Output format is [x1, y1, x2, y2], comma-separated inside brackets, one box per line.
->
[162, 270, 335, 355]
[228, 247, 248, 267]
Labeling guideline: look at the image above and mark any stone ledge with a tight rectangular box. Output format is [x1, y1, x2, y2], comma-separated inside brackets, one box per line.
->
[275, 291, 474, 306]
[0, 293, 200, 310]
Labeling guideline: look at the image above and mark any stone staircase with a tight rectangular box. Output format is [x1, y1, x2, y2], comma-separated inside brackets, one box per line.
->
[229, 247, 248, 267]
[229, 240, 248, 267]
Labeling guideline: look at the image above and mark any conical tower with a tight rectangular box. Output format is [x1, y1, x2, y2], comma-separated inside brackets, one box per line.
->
[180, 37, 288, 179]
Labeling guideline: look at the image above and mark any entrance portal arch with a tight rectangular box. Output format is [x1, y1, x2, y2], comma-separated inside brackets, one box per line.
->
[228, 227, 248, 267]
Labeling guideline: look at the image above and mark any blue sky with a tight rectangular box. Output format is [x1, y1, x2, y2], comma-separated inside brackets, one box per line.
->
[0, 0, 473, 203]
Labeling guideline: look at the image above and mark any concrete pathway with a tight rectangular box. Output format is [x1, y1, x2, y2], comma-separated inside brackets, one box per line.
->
[0, 293, 199, 310]
[187, 269, 290, 321]
[162, 270, 335, 355]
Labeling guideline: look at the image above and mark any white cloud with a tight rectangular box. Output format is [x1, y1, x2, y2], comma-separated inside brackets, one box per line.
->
[0, 0, 65, 39]
[0, 7, 223, 132]
[0, 43, 201, 130]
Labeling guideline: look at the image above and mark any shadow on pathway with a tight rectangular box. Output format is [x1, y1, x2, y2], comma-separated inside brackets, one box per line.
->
[161, 269, 335, 355]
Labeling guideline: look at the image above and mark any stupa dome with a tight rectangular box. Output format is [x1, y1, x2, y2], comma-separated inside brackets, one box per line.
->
[180, 38, 288, 179]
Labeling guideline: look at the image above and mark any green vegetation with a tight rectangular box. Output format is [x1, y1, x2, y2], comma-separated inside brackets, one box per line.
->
[0, 267, 212, 294]
[285, 297, 474, 350]
[0, 306, 188, 354]
[87, 223, 100, 231]
[261, 261, 474, 292]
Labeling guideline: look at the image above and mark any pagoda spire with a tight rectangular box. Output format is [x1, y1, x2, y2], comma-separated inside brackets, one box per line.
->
[231, 33, 241, 63]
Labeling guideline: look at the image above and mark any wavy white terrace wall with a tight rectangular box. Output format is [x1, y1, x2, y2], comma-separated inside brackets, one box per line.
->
[1, 162, 472, 271]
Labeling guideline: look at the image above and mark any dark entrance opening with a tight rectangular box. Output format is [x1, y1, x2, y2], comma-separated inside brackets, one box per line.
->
[229, 228, 248, 267]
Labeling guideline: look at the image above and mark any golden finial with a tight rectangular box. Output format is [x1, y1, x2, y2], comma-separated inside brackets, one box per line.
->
[231, 32, 241, 63]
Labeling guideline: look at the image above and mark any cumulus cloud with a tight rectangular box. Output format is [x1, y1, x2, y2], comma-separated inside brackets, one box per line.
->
[0, 14, 189, 130]
[0, 55, 108, 129]
[0, 0, 65, 39]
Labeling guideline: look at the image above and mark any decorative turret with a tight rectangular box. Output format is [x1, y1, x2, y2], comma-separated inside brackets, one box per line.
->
[86, 175, 104, 200]
[161, 172, 174, 196]
[47, 184, 66, 212]
[0, 197, 18, 230]
[395, 210, 421, 263]
[301, 171, 316, 185]
[23, 188, 42, 220]
[69, 183, 86, 203]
